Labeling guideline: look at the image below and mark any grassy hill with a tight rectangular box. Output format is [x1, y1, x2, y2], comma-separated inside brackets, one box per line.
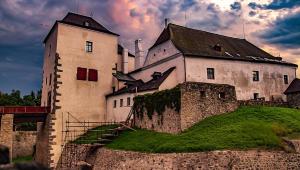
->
[107, 106, 300, 153]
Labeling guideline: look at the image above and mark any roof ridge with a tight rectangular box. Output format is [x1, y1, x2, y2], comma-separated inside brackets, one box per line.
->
[168, 23, 245, 40]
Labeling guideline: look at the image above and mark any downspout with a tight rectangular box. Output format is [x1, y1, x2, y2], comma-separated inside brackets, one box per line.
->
[183, 54, 187, 83]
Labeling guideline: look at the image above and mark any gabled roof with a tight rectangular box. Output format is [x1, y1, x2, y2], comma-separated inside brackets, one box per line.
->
[44, 12, 119, 43]
[149, 24, 297, 67]
[107, 67, 176, 97]
[284, 78, 300, 94]
[118, 45, 135, 58]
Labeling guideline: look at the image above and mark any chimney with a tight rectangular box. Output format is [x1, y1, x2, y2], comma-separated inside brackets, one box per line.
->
[122, 48, 129, 74]
[165, 18, 169, 28]
[135, 39, 144, 69]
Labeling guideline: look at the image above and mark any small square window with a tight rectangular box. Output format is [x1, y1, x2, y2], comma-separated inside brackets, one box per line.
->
[127, 97, 131, 106]
[86, 41, 93, 52]
[284, 75, 288, 84]
[207, 68, 215, 79]
[120, 99, 123, 107]
[88, 69, 98, 82]
[84, 21, 90, 27]
[254, 93, 259, 100]
[253, 71, 259, 81]
[200, 91, 206, 98]
[77, 67, 87, 80]
[219, 92, 225, 99]
[113, 100, 117, 108]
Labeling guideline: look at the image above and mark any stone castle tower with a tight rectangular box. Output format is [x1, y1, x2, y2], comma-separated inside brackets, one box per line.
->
[36, 12, 124, 168]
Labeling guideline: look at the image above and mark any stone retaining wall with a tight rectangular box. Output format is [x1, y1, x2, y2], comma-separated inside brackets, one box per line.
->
[134, 82, 238, 134]
[13, 131, 37, 158]
[59, 146, 300, 170]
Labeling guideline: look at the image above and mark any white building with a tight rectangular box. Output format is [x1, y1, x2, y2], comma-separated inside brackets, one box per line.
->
[107, 23, 297, 120]
[39, 13, 297, 167]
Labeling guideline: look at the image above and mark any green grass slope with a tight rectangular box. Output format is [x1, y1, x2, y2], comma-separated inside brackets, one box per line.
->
[107, 106, 300, 153]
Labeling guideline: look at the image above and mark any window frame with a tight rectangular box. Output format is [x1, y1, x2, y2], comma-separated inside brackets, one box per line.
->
[207, 68, 215, 80]
[284, 75, 289, 84]
[113, 100, 117, 108]
[85, 41, 93, 53]
[127, 97, 131, 106]
[120, 99, 123, 107]
[253, 71, 259, 82]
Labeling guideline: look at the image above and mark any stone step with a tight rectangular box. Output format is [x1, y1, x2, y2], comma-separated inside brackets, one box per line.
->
[97, 138, 112, 143]
[102, 134, 117, 138]
[92, 143, 106, 147]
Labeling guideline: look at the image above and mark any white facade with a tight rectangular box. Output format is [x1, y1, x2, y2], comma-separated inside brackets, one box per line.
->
[185, 57, 297, 101]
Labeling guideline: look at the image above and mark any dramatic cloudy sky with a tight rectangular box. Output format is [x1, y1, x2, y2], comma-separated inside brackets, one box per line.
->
[0, 0, 299, 94]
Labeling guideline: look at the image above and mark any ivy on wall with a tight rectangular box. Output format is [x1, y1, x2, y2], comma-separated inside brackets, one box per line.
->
[132, 86, 181, 120]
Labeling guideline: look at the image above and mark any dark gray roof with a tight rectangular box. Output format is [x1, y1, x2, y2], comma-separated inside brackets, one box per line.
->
[284, 79, 300, 94]
[107, 67, 176, 97]
[113, 71, 136, 82]
[150, 24, 297, 67]
[118, 45, 135, 58]
[44, 12, 119, 43]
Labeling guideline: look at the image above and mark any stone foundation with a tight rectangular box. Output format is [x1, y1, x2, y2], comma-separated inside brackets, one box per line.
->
[59, 147, 300, 170]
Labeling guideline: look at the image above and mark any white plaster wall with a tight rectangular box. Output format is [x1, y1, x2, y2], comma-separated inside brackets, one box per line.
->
[41, 25, 57, 109]
[144, 40, 180, 66]
[49, 23, 119, 166]
[106, 93, 135, 122]
[130, 55, 185, 83]
[185, 57, 297, 101]
[106, 90, 156, 122]
[159, 69, 178, 91]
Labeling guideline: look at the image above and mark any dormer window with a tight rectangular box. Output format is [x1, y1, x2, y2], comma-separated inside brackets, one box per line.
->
[213, 44, 222, 52]
[84, 21, 90, 27]
[152, 72, 162, 80]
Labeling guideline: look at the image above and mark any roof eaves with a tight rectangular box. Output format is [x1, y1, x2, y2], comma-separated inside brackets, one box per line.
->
[185, 54, 298, 67]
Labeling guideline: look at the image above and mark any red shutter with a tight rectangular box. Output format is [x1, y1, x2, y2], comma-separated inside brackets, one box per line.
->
[77, 67, 87, 80]
[88, 69, 98, 81]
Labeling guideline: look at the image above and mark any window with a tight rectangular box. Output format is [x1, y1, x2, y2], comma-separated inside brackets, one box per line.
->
[207, 68, 215, 79]
[86, 41, 93, 52]
[113, 100, 117, 108]
[127, 97, 131, 106]
[253, 71, 259, 81]
[77, 67, 87, 80]
[120, 99, 123, 107]
[218, 92, 225, 99]
[45, 77, 48, 85]
[254, 93, 259, 100]
[88, 69, 98, 82]
[200, 91, 206, 98]
[284, 75, 289, 84]
[49, 74, 52, 85]
[49, 45, 51, 57]
[84, 21, 90, 27]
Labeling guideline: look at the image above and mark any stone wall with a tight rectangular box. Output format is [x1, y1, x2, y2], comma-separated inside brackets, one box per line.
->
[0, 114, 13, 161]
[134, 107, 181, 134]
[287, 92, 300, 108]
[180, 82, 238, 130]
[60, 147, 300, 170]
[134, 82, 238, 134]
[12, 131, 37, 158]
